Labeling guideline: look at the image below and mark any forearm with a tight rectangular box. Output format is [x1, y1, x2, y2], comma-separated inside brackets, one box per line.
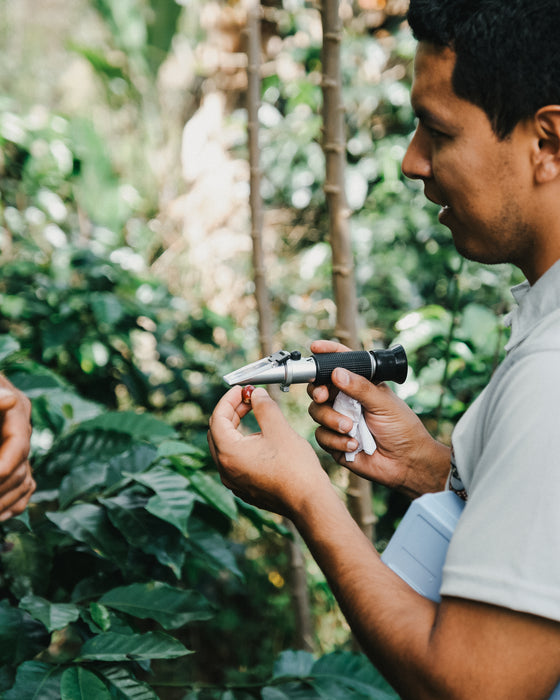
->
[290, 483, 445, 699]
[290, 481, 560, 700]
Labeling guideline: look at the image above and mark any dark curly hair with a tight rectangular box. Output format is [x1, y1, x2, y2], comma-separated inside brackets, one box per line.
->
[407, 0, 560, 138]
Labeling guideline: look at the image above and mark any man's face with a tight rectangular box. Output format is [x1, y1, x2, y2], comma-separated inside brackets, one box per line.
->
[402, 43, 538, 280]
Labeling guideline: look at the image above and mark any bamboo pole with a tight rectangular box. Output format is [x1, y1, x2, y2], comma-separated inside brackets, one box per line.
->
[245, 0, 313, 651]
[247, 1, 271, 355]
[320, 0, 376, 542]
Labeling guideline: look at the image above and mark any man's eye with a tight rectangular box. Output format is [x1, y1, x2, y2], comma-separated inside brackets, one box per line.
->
[427, 127, 445, 139]
[418, 121, 446, 140]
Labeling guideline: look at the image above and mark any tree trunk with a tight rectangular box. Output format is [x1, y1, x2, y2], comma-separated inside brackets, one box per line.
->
[245, 0, 313, 652]
[320, 0, 376, 543]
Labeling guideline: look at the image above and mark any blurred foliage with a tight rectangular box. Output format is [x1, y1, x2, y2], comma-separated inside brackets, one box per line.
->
[0, 335, 294, 697]
[0, 0, 526, 697]
[0, 94, 299, 696]
[183, 649, 399, 699]
[0, 106, 228, 446]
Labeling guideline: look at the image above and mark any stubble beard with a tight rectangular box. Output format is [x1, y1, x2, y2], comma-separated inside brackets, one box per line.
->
[449, 200, 535, 275]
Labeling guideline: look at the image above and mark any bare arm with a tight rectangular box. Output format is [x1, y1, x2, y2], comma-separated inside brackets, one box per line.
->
[208, 387, 560, 699]
[0, 375, 35, 520]
[292, 476, 560, 700]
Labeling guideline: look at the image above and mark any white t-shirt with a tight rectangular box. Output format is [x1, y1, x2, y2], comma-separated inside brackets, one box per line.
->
[440, 260, 560, 622]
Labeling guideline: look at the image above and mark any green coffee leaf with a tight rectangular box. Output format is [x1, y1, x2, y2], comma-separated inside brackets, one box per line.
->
[3, 660, 62, 700]
[19, 595, 80, 633]
[77, 631, 191, 662]
[61, 667, 111, 700]
[100, 581, 213, 629]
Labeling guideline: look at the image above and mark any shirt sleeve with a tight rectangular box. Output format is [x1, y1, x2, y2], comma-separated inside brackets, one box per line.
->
[440, 347, 560, 622]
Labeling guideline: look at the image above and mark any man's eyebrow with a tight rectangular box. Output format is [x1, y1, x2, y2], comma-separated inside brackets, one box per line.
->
[413, 105, 451, 130]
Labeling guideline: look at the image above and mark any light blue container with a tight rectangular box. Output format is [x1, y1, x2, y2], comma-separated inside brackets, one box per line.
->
[381, 490, 465, 603]
[381, 490, 560, 697]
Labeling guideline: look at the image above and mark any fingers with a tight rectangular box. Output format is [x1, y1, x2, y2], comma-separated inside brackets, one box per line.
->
[0, 377, 34, 521]
[308, 366, 377, 433]
[209, 386, 284, 437]
[209, 386, 251, 434]
[0, 387, 32, 480]
[306, 340, 352, 404]
[249, 387, 289, 435]
[307, 381, 336, 405]
[309, 339, 351, 354]
[330, 367, 396, 415]
[208, 386, 286, 461]
[308, 377, 360, 462]
[0, 389, 17, 412]
[309, 397, 355, 438]
[207, 387, 285, 513]
[313, 420, 358, 464]
[0, 461, 36, 521]
[308, 367, 395, 462]
[310, 367, 396, 444]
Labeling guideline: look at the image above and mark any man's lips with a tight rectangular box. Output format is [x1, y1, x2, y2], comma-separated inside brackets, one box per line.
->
[425, 192, 448, 208]
[425, 192, 451, 222]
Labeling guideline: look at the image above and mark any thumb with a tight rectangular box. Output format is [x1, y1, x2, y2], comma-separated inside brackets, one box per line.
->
[331, 367, 394, 414]
[250, 387, 291, 436]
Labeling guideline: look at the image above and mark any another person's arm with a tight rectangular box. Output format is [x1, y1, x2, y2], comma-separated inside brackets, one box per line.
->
[0, 375, 35, 520]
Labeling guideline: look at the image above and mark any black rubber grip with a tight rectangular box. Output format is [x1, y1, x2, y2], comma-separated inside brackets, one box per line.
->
[312, 345, 408, 385]
[313, 351, 374, 384]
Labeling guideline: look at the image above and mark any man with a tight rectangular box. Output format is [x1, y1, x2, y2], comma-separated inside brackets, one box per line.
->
[0, 375, 35, 520]
[208, 1, 560, 697]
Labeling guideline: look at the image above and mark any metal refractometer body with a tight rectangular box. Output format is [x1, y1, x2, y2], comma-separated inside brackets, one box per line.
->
[223, 345, 407, 392]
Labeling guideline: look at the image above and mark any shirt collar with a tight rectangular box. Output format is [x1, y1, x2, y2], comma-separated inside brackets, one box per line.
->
[504, 259, 560, 352]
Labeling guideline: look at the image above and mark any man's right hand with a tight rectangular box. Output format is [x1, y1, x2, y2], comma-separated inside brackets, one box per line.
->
[307, 339, 451, 499]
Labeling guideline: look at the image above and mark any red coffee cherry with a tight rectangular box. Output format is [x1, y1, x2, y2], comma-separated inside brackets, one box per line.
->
[242, 385, 255, 405]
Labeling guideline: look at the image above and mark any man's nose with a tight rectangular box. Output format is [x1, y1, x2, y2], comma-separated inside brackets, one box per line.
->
[401, 127, 432, 181]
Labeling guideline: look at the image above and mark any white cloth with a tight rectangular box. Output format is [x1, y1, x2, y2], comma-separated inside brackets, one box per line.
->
[441, 259, 560, 622]
[333, 392, 376, 462]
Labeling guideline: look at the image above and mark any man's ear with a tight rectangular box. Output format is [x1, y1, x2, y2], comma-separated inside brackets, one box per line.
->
[533, 106, 560, 184]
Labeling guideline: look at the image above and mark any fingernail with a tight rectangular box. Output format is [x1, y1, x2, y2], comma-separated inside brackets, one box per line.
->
[347, 439, 358, 451]
[339, 419, 353, 433]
